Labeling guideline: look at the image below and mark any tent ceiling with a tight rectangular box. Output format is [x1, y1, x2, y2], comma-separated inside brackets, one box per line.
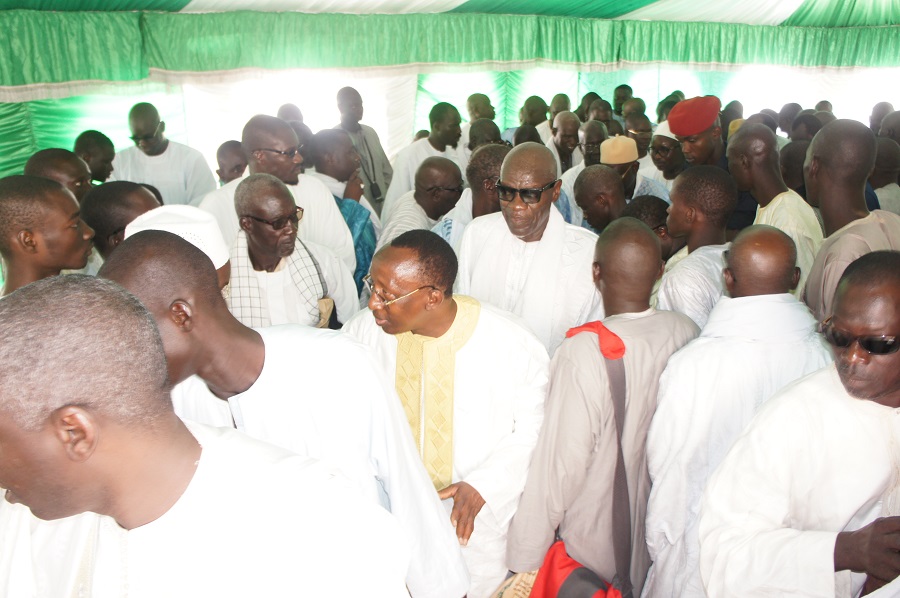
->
[1, 0, 898, 27]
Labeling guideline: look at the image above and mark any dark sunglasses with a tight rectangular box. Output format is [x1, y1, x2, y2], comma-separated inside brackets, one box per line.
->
[496, 179, 558, 205]
[254, 146, 303, 158]
[822, 318, 900, 355]
[243, 206, 304, 230]
[130, 122, 162, 144]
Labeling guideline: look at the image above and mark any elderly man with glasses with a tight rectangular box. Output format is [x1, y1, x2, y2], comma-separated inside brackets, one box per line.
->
[378, 156, 464, 250]
[199, 115, 356, 274]
[700, 250, 900, 597]
[456, 142, 603, 354]
[109, 102, 215, 206]
[343, 229, 548, 598]
[225, 173, 358, 328]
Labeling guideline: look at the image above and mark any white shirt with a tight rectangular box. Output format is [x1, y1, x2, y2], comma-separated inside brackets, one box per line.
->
[643, 294, 834, 598]
[457, 209, 603, 355]
[198, 173, 357, 272]
[699, 364, 900, 597]
[170, 325, 469, 598]
[432, 187, 474, 253]
[753, 189, 824, 297]
[545, 138, 584, 178]
[0, 423, 410, 598]
[383, 138, 460, 220]
[559, 161, 586, 225]
[656, 243, 730, 329]
[378, 190, 437, 250]
[535, 120, 553, 144]
[875, 182, 900, 216]
[110, 141, 215, 206]
[343, 301, 548, 598]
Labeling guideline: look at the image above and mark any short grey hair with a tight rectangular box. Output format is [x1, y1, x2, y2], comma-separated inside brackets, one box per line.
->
[234, 172, 291, 216]
[0, 275, 171, 431]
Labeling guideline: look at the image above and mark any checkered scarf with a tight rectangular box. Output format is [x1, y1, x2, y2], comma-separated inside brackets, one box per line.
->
[228, 230, 327, 328]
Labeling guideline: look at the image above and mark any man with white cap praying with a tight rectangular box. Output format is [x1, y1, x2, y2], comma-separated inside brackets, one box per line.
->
[125, 204, 232, 292]
[457, 142, 603, 354]
[98, 227, 469, 598]
[641, 120, 687, 192]
[600, 135, 669, 202]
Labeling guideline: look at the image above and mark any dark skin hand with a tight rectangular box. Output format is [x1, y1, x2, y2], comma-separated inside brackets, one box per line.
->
[343, 169, 364, 201]
[438, 481, 485, 546]
[835, 516, 900, 592]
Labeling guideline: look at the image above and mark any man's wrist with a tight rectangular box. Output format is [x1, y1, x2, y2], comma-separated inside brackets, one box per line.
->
[834, 530, 861, 572]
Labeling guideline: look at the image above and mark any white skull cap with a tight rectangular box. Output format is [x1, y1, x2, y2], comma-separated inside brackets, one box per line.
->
[125, 205, 230, 269]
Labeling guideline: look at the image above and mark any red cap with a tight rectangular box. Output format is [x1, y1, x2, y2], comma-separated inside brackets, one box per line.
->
[667, 96, 722, 137]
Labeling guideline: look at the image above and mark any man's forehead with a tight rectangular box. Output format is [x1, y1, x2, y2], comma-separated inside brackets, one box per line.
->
[251, 188, 294, 211]
[834, 284, 900, 330]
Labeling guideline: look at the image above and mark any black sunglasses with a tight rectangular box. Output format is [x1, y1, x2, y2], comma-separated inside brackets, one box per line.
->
[496, 179, 558, 205]
[243, 206, 304, 230]
[822, 319, 900, 355]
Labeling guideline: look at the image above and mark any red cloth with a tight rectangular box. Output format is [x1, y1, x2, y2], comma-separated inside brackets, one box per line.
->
[566, 321, 626, 360]
[530, 541, 623, 598]
[667, 96, 722, 137]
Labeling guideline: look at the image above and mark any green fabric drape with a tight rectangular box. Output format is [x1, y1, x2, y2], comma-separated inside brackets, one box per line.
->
[449, 0, 656, 19]
[783, 0, 900, 27]
[0, 10, 146, 87]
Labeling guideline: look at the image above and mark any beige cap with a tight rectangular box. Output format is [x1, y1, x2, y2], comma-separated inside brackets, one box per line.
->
[600, 135, 639, 165]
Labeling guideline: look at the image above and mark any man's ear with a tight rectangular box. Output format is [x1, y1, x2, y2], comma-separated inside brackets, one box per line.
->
[790, 266, 801, 291]
[550, 180, 562, 204]
[685, 205, 697, 225]
[109, 230, 126, 250]
[16, 229, 38, 254]
[51, 406, 98, 463]
[723, 267, 736, 296]
[423, 288, 445, 311]
[239, 216, 253, 233]
[655, 259, 665, 282]
[592, 261, 602, 285]
[159, 121, 166, 135]
[168, 299, 194, 332]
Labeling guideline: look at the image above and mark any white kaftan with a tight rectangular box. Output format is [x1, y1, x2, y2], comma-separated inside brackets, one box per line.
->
[545, 138, 584, 178]
[170, 325, 469, 598]
[457, 209, 603, 354]
[383, 138, 460, 220]
[343, 302, 548, 598]
[378, 190, 438, 250]
[198, 173, 357, 271]
[110, 141, 215, 206]
[875, 183, 900, 216]
[655, 243, 729, 329]
[0, 423, 410, 598]
[699, 364, 900, 597]
[643, 294, 834, 598]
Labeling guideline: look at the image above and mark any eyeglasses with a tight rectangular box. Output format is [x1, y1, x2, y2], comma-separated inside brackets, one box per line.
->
[821, 318, 900, 355]
[254, 146, 303, 158]
[242, 206, 304, 230]
[429, 184, 465, 194]
[579, 142, 604, 152]
[363, 274, 436, 307]
[496, 179, 558, 205]
[130, 122, 162, 144]
[650, 144, 679, 157]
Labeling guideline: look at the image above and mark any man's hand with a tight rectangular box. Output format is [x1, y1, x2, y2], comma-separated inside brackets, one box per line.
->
[343, 170, 364, 201]
[835, 517, 900, 583]
[438, 481, 486, 546]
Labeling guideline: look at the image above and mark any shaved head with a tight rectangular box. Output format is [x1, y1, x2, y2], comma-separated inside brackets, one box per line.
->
[0, 274, 169, 431]
[0, 175, 67, 254]
[466, 93, 494, 121]
[593, 217, 662, 306]
[24, 149, 93, 203]
[501, 142, 557, 183]
[129, 102, 159, 123]
[241, 115, 302, 183]
[727, 123, 781, 192]
[552, 111, 580, 130]
[80, 182, 161, 258]
[809, 119, 877, 189]
[468, 118, 501, 150]
[780, 140, 810, 190]
[415, 156, 461, 188]
[242, 114, 296, 154]
[871, 102, 894, 132]
[574, 165, 626, 232]
[725, 225, 799, 298]
[276, 103, 303, 123]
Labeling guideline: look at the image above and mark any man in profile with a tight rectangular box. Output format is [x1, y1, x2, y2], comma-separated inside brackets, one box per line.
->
[73, 130, 115, 183]
[24, 148, 93, 204]
[0, 175, 94, 295]
[0, 275, 409, 597]
[80, 181, 161, 260]
[110, 102, 216, 206]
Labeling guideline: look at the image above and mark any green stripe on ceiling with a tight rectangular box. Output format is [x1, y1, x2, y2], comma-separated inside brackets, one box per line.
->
[449, 0, 658, 19]
[0, 0, 189, 9]
[782, 0, 900, 27]
[0, 10, 147, 87]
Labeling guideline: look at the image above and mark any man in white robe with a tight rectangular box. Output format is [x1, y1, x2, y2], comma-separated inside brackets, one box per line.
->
[536, 94, 571, 145]
[99, 229, 469, 598]
[457, 94, 497, 176]
[656, 166, 737, 328]
[198, 114, 356, 272]
[643, 226, 834, 598]
[343, 230, 548, 598]
[556, 120, 608, 227]
[700, 251, 900, 597]
[727, 123, 823, 297]
[227, 174, 358, 327]
[335, 86, 393, 216]
[109, 102, 215, 206]
[383, 102, 462, 219]
[379, 157, 462, 250]
[0, 275, 409, 598]
[803, 120, 900, 322]
[507, 219, 698, 597]
[545, 111, 584, 177]
[457, 142, 603, 354]
[433, 144, 510, 253]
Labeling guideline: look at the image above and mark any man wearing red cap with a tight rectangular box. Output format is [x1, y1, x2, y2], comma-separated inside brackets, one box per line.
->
[667, 96, 758, 234]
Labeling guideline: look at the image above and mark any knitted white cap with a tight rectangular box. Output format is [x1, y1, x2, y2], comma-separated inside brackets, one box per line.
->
[125, 205, 230, 269]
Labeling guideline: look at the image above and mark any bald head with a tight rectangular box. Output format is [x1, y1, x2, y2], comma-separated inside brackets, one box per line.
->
[466, 93, 495, 122]
[276, 103, 303, 123]
[0, 274, 169, 432]
[550, 94, 571, 118]
[523, 96, 549, 127]
[242, 115, 296, 155]
[129, 102, 159, 123]
[809, 119, 877, 189]
[501, 142, 557, 183]
[880, 111, 900, 145]
[415, 156, 461, 188]
[593, 217, 662, 308]
[80, 182, 161, 259]
[727, 123, 781, 191]
[514, 124, 542, 146]
[24, 149, 93, 203]
[725, 225, 799, 298]
[241, 115, 302, 183]
[574, 165, 626, 232]
[780, 140, 810, 191]
[468, 118, 501, 151]
[552, 111, 580, 130]
[871, 102, 894, 133]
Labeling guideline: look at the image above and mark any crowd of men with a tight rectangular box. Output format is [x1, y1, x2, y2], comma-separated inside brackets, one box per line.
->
[0, 83, 899, 598]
